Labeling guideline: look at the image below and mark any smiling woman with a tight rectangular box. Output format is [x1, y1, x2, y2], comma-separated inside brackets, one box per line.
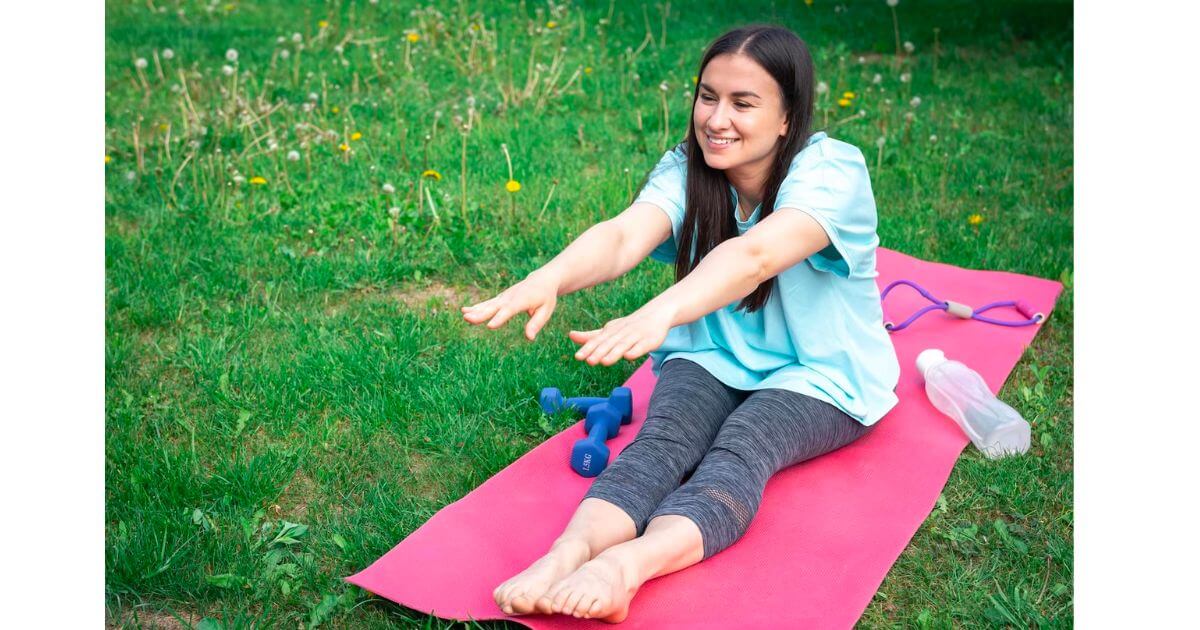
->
[467, 23, 902, 623]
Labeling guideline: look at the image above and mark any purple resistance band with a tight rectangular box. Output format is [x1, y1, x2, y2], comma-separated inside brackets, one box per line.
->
[880, 279, 1044, 332]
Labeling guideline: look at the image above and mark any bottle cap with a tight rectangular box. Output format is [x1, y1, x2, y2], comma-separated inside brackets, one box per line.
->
[916, 349, 947, 379]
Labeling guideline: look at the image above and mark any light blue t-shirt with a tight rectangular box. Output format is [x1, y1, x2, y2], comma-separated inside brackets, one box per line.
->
[635, 131, 900, 426]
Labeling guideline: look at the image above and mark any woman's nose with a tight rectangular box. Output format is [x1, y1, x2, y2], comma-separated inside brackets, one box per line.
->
[706, 103, 732, 130]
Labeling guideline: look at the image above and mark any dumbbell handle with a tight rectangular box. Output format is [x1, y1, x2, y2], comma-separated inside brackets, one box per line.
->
[548, 396, 608, 415]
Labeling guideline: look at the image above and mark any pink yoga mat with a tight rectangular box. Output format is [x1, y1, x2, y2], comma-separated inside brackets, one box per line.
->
[347, 248, 1064, 628]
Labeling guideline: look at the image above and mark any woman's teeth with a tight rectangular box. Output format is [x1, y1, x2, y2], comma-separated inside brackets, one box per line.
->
[707, 135, 738, 145]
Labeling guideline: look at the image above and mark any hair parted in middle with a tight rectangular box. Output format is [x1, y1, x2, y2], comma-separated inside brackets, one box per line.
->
[661, 23, 817, 313]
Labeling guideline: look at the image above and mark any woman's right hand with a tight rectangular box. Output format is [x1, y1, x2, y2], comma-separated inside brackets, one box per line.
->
[461, 270, 560, 341]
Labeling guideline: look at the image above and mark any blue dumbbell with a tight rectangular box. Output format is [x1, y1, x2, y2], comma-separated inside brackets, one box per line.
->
[540, 386, 633, 426]
[570, 402, 624, 477]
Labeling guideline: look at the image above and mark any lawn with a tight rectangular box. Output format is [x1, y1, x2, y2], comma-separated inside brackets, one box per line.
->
[105, 0, 1073, 627]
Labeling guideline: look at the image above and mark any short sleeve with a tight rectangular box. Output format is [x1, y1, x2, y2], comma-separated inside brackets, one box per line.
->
[634, 148, 687, 264]
[774, 139, 880, 279]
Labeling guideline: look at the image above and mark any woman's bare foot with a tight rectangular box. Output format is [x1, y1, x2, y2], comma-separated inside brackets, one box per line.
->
[493, 539, 591, 615]
[535, 550, 641, 623]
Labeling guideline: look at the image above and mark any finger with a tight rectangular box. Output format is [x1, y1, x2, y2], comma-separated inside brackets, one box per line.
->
[462, 299, 499, 322]
[623, 338, 649, 361]
[588, 331, 629, 365]
[573, 330, 607, 360]
[568, 329, 599, 346]
[486, 306, 516, 328]
[524, 300, 555, 340]
[600, 335, 636, 365]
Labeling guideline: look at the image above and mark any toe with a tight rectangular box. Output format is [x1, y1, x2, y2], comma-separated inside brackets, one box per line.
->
[563, 589, 585, 616]
[586, 599, 603, 618]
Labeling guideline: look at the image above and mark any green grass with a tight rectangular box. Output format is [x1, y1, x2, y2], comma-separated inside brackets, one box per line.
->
[105, 0, 1073, 627]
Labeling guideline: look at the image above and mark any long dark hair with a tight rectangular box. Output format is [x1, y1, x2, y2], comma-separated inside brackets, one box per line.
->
[670, 24, 816, 313]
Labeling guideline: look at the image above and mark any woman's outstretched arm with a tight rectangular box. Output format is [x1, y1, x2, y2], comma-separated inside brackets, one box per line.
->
[462, 202, 673, 340]
[570, 208, 831, 365]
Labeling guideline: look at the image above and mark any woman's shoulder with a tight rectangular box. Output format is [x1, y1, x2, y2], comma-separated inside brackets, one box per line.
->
[787, 132, 869, 176]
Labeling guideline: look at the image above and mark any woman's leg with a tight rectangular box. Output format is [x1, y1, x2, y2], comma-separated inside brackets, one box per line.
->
[494, 358, 745, 614]
[538, 388, 876, 620]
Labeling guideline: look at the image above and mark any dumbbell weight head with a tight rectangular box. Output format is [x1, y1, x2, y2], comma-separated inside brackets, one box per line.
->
[583, 403, 624, 440]
[571, 433, 611, 477]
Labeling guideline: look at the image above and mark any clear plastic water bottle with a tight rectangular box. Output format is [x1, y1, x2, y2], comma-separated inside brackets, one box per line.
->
[916, 349, 1030, 459]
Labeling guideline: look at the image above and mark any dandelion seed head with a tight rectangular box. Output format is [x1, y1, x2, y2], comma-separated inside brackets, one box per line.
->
[903, 41, 915, 54]
[334, 45, 344, 55]
[900, 72, 911, 83]
[382, 183, 396, 194]
[466, 95, 476, 108]
[872, 73, 882, 85]
[887, 0, 899, 6]
[388, 207, 401, 219]
[134, 58, 148, 69]
[161, 48, 174, 60]
[280, 50, 289, 59]
[875, 136, 886, 148]
[302, 102, 314, 112]
[910, 96, 922, 107]
[225, 49, 238, 62]
[816, 81, 829, 95]
[929, 134, 938, 143]
[659, 81, 669, 92]
[857, 56, 865, 64]
[292, 32, 303, 43]
[125, 171, 137, 181]
[221, 65, 235, 76]
[434, 110, 443, 119]
[233, 174, 246, 184]
[276, 36, 286, 44]
[904, 111, 914, 121]
[287, 149, 301, 161]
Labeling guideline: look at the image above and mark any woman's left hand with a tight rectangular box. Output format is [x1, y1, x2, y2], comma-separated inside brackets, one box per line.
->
[569, 303, 676, 366]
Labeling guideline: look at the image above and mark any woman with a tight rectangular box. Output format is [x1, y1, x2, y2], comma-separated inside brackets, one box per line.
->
[463, 23, 899, 623]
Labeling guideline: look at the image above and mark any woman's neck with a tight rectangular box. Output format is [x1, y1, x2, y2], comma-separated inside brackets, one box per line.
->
[726, 164, 769, 219]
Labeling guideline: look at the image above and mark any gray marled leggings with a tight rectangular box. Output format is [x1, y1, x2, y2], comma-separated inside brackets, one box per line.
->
[583, 358, 877, 559]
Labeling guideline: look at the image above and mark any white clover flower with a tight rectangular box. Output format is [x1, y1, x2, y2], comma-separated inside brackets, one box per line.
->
[899, 72, 911, 83]
[135, 58, 148, 69]
[226, 48, 238, 62]
[659, 81, 670, 91]
[872, 73, 882, 85]
[222, 65, 235, 76]
[816, 81, 829, 95]
[875, 136, 886, 148]
[276, 36, 286, 44]
[308, 92, 319, 101]
[292, 32, 303, 43]
[887, 0, 899, 6]
[382, 183, 396, 194]
[287, 149, 301, 161]
[161, 48, 174, 60]
[910, 96, 922, 107]
[903, 41, 915, 54]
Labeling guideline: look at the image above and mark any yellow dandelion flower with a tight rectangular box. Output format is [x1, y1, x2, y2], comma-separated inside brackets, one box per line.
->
[546, 21, 558, 29]
[422, 169, 443, 180]
[505, 179, 521, 193]
[331, 105, 340, 114]
[249, 176, 267, 185]
[224, 3, 235, 12]
[692, 75, 698, 84]
[158, 123, 169, 132]
[837, 97, 852, 107]
[842, 91, 856, 99]
[471, 24, 480, 32]
[406, 32, 420, 43]
[805, 0, 814, 5]
[584, 67, 593, 75]
[318, 20, 328, 28]
[104, 155, 111, 164]
[338, 143, 351, 152]
[968, 213, 984, 226]
[350, 131, 363, 141]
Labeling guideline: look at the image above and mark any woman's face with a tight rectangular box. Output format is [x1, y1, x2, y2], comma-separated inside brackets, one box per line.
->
[693, 53, 789, 172]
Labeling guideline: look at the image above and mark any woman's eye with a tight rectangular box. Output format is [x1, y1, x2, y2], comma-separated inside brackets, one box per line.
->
[701, 95, 715, 102]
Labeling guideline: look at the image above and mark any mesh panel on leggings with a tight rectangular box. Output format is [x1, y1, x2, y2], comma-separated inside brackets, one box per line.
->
[701, 487, 751, 532]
